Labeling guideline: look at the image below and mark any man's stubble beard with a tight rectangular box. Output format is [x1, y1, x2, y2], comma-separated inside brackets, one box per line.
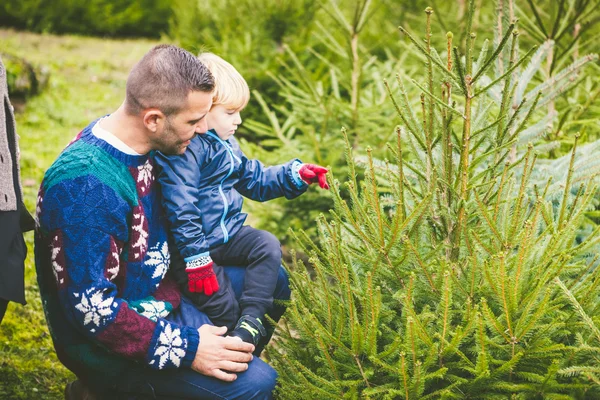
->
[157, 117, 187, 155]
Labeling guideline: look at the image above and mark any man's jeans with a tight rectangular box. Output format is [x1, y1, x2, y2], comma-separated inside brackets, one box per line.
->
[91, 266, 291, 400]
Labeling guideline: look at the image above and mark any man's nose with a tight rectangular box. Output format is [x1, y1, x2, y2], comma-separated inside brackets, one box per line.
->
[195, 119, 208, 134]
[234, 114, 242, 125]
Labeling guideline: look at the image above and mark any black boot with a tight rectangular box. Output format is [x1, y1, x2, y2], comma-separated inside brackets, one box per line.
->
[229, 315, 267, 346]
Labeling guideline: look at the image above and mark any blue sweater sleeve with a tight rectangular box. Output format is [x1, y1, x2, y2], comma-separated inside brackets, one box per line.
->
[230, 138, 308, 201]
[155, 148, 211, 261]
[38, 174, 199, 370]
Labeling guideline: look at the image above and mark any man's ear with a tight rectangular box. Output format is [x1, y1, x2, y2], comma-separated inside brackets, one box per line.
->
[142, 109, 164, 132]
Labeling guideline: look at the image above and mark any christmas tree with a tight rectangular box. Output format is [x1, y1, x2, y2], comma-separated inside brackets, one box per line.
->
[269, 1, 600, 398]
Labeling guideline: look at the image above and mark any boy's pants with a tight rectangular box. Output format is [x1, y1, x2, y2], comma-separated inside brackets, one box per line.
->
[0, 298, 7, 324]
[185, 226, 282, 331]
[88, 265, 291, 399]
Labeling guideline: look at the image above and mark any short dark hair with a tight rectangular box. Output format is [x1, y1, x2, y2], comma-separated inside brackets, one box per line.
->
[125, 44, 215, 116]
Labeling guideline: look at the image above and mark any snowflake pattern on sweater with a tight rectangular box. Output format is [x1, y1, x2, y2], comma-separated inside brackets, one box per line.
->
[34, 121, 200, 376]
[131, 160, 155, 195]
[150, 321, 187, 369]
[50, 232, 68, 289]
[129, 203, 149, 261]
[73, 287, 118, 333]
[146, 241, 170, 282]
[105, 237, 122, 281]
[129, 293, 174, 321]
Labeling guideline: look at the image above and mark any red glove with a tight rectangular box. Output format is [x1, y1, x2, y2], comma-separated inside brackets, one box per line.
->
[186, 255, 219, 295]
[299, 163, 329, 189]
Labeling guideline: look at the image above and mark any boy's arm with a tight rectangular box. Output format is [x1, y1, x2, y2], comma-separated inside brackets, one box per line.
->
[155, 150, 219, 296]
[231, 138, 307, 201]
[232, 139, 328, 200]
[38, 177, 199, 370]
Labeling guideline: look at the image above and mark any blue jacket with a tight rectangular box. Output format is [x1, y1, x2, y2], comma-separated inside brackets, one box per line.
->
[156, 130, 307, 263]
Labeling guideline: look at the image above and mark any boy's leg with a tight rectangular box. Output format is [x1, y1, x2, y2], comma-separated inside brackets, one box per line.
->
[169, 240, 240, 331]
[225, 265, 291, 356]
[182, 265, 240, 330]
[210, 226, 281, 318]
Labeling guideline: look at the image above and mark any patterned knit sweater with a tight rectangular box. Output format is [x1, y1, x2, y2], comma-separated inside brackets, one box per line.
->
[34, 120, 199, 381]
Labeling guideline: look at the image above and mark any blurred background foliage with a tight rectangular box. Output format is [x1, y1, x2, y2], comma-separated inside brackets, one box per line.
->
[0, 1, 598, 397]
[2, 0, 599, 253]
[0, 0, 172, 37]
[1, 0, 598, 277]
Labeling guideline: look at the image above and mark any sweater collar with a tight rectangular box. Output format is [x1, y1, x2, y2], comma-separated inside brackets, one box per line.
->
[79, 118, 151, 168]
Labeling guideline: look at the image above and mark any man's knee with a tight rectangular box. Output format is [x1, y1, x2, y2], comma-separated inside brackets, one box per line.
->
[243, 359, 278, 399]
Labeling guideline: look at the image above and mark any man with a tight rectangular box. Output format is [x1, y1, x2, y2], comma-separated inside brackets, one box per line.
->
[35, 44, 289, 399]
[0, 55, 35, 325]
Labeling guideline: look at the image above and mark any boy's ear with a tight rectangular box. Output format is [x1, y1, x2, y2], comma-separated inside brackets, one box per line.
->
[142, 109, 165, 132]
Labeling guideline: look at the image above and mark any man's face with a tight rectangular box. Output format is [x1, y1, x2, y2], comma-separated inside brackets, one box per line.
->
[206, 104, 243, 141]
[156, 90, 213, 155]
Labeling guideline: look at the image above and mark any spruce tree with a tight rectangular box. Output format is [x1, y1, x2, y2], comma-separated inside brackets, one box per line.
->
[269, 1, 600, 398]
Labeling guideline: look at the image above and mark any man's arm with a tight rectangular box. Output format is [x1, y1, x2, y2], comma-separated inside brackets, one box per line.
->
[38, 173, 199, 370]
[150, 273, 181, 310]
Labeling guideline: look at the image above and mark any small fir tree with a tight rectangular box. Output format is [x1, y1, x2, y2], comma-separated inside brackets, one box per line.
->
[269, 1, 600, 398]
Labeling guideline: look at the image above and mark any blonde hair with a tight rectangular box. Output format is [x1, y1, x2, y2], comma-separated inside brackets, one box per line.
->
[197, 53, 250, 110]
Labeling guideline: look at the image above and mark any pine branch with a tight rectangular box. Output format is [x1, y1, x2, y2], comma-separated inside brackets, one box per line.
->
[398, 26, 461, 86]
[411, 78, 466, 118]
[558, 134, 579, 226]
[472, 22, 516, 84]
[514, 40, 554, 104]
[384, 77, 427, 151]
[555, 277, 600, 344]
[474, 45, 538, 98]
[523, 54, 599, 112]
[526, 0, 549, 38]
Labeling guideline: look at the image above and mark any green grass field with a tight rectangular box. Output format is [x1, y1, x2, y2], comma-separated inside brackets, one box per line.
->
[0, 28, 159, 399]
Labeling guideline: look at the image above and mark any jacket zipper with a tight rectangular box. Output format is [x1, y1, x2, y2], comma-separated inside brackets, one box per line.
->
[206, 132, 241, 244]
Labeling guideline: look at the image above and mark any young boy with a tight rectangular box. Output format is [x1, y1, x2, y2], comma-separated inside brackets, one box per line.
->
[156, 53, 328, 346]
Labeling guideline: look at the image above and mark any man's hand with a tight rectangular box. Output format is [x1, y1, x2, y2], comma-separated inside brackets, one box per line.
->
[191, 325, 255, 381]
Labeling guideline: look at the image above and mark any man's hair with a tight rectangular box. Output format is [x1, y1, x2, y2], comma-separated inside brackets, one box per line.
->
[125, 44, 215, 116]
[197, 53, 250, 110]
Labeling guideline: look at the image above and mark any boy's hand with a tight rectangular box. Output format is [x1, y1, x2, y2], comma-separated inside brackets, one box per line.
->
[299, 164, 329, 189]
[186, 255, 219, 295]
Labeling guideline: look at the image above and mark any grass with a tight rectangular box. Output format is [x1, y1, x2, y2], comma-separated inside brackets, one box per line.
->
[0, 28, 160, 399]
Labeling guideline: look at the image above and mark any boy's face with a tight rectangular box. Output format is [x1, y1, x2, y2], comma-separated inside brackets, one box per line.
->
[206, 104, 243, 140]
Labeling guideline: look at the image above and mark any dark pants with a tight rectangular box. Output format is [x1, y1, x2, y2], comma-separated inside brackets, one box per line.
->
[0, 208, 28, 309]
[90, 265, 291, 400]
[0, 207, 29, 325]
[186, 226, 282, 331]
[0, 298, 7, 324]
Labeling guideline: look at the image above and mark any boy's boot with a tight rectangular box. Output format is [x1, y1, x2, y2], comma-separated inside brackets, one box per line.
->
[229, 315, 267, 346]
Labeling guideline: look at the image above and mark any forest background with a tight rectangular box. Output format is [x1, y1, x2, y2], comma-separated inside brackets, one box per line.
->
[1, 0, 599, 398]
